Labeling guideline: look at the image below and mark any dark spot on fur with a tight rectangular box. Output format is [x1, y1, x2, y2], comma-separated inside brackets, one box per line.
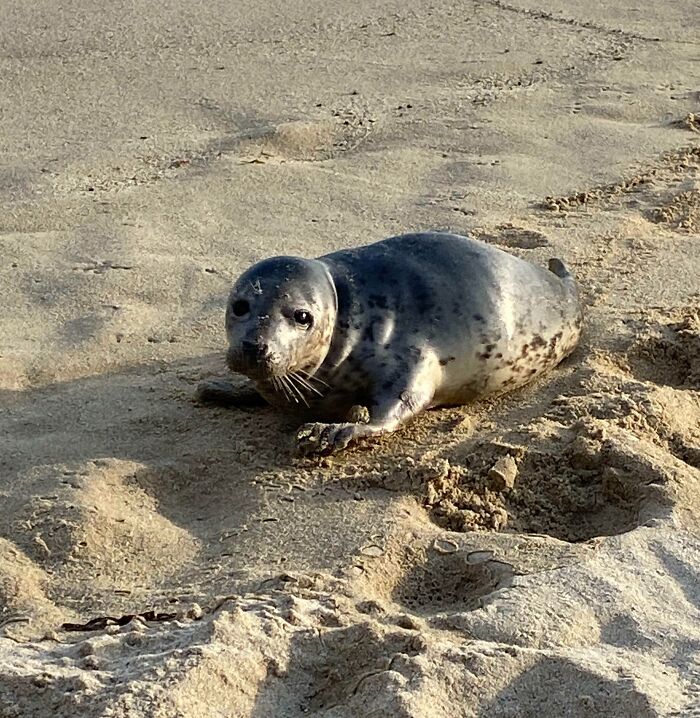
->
[473, 313, 484, 322]
[415, 292, 432, 314]
[369, 294, 388, 310]
[495, 352, 503, 359]
[531, 335, 547, 349]
[406, 346, 423, 361]
[544, 331, 565, 361]
[439, 356, 456, 366]
[485, 343, 496, 353]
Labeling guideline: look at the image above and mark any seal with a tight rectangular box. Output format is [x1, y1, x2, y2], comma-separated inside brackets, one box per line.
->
[197, 232, 583, 455]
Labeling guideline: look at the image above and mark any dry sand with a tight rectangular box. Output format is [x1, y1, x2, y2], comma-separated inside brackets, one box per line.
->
[1, 0, 700, 715]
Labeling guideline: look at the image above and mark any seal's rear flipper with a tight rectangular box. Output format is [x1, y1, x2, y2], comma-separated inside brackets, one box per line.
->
[548, 258, 570, 278]
[548, 258, 582, 314]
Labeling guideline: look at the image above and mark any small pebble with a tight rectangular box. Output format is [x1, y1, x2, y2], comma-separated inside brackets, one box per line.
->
[487, 455, 518, 491]
[395, 614, 421, 630]
[78, 641, 96, 657]
[83, 655, 101, 670]
[186, 603, 204, 621]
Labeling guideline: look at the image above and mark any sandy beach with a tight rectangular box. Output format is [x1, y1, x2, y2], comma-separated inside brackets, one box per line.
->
[1, 0, 699, 715]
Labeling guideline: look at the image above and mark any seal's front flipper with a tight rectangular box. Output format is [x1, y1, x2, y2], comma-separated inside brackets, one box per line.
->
[195, 379, 267, 408]
[295, 375, 434, 456]
[295, 421, 366, 456]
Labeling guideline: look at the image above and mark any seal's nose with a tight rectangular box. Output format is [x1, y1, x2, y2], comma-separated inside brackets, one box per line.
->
[241, 340, 269, 361]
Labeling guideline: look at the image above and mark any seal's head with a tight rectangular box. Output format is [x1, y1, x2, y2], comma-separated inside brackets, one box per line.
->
[225, 256, 337, 383]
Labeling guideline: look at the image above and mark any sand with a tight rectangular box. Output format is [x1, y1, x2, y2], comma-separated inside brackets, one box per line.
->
[1, 0, 699, 715]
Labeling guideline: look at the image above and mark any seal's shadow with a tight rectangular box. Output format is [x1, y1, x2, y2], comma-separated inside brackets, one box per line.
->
[0, 354, 399, 618]
[0, 340, 592, 623]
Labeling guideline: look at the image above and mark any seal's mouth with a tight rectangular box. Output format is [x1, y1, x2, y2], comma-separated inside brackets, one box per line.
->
[226, 348, 328, 406]
[226, 346, 277, 380]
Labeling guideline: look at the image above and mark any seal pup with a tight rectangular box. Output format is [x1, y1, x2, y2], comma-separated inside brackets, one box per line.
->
[197, 232, 583, 455]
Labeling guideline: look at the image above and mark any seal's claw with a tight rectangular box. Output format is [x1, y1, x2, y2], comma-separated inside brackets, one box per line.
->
[295, 422, 359, 456]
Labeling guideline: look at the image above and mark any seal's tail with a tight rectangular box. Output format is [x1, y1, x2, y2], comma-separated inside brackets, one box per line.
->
[548, 257, 571, 279]
[548, 257, 584, 338]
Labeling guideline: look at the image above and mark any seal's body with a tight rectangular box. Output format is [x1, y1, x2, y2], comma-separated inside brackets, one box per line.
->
[198, 232, 583, 455]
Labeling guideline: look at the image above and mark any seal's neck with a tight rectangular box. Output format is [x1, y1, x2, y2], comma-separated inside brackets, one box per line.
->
[310, 260, 357, 375]
[299, 260, 339, 377]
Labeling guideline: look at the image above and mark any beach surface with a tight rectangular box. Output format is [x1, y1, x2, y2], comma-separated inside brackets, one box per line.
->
[1, 1, 699, 715]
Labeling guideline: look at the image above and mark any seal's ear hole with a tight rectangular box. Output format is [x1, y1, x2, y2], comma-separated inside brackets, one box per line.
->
[294, 309, 314, 328]
[231, 299, 250, 317]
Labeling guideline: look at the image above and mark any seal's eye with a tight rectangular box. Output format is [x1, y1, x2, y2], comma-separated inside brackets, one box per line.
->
[294, 309, 313, 328]
[231, 299, 250, 317]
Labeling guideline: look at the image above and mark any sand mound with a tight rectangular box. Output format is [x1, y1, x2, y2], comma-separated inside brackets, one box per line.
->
[237, 108, 373, 164]
[627, 310, 700, 388]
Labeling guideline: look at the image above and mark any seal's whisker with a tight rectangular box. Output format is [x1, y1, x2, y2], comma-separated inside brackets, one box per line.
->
[291, 372, 324, 397]
[286, 374, 310, 407]
[279, 376, 293, 403]
[289, 374, 314, 406]
[286, 372, 304, 394]
[271, 376, 281, 398]
[289, 376, 307, 406]
[298, 369, 330, 389]
[280, 375, 301, 404]
[274, 376, 292, 403]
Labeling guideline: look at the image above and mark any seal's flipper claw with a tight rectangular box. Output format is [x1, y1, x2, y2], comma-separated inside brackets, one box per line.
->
[295, 422, 364, 456]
